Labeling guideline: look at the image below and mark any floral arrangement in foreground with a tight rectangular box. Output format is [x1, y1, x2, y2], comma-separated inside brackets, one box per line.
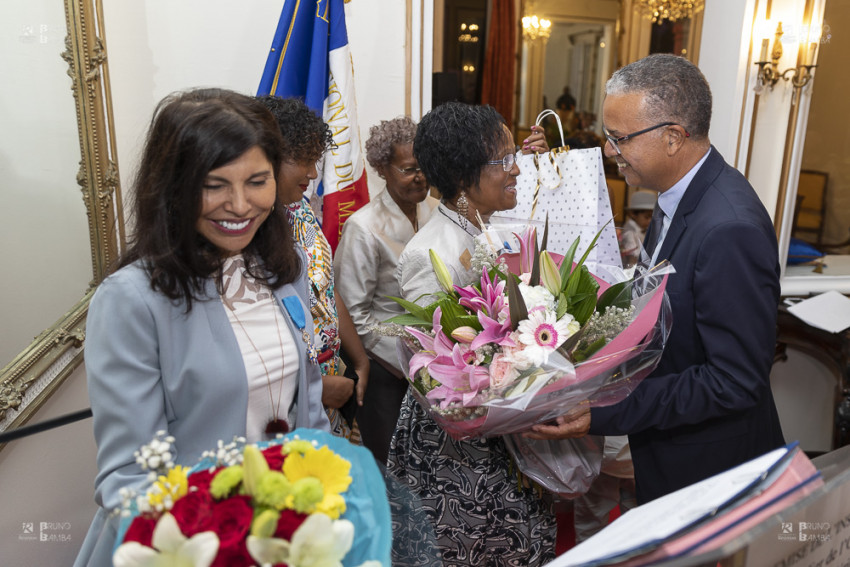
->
[113, 429, 388, 567]
[386, 222, 672, 442]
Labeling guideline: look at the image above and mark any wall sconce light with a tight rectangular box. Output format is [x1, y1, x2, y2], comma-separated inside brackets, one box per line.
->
[754, 21, 820, 94]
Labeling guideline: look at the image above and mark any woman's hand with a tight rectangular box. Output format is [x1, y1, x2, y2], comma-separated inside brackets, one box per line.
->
[520, 125, 550, 154]
[522, 407, 591, 440]
[353, 358, 370, 405]
[321, 374, 355, 409]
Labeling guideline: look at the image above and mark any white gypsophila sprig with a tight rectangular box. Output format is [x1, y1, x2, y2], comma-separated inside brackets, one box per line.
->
[133, 431, 176, 480]
[200, 436, 246, 468]
[366, 322, 413, 339]
[581, 305, 636, 345]
[470, 238, 499, 273]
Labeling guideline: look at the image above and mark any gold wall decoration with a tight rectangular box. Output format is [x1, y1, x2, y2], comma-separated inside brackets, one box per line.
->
[0, 0, 123, 447]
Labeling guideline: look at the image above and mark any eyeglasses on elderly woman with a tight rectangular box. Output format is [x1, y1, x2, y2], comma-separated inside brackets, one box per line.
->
[485, 152, 516, 172]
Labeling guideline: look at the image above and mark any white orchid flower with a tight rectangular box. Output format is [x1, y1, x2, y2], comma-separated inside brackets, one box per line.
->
[247, 513, 355, 567]
[113, 513, 219, 567]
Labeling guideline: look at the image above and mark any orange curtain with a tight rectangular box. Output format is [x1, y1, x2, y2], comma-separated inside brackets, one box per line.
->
[481, 0, 517, 130]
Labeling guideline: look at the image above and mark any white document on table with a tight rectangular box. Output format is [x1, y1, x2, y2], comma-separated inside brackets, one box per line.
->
[787, 290, 850, 333]
[545, 447, 793, 567]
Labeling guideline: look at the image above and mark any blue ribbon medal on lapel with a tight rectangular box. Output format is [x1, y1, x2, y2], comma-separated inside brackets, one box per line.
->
[281, 296, 319, 365]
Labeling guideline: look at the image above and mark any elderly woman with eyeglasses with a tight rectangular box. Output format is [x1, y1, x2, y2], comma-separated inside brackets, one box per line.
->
[388, 102, 556, 567]
[333, 116, 439, 464]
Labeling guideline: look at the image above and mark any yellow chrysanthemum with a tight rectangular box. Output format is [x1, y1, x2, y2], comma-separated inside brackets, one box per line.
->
[146, 465, 188, 511]
[283, 446, 352, 519]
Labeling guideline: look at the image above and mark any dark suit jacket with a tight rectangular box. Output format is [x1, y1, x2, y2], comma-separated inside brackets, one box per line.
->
[590, 147, 785, 504]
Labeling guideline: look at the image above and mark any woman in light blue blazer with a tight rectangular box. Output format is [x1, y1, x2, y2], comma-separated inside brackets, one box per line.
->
[74, 89, 330, 567]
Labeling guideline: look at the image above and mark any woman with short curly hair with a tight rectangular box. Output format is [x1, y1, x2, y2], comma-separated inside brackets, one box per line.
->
[389, 102, 556, 566]
[334, 115, 438, 464]
[258, 95, 370, 444]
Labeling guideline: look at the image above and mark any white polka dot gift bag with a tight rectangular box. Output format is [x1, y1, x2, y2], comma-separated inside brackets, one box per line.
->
[492, 110, 621, 272]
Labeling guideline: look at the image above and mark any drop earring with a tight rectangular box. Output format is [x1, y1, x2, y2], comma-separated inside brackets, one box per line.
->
[456, 192, 469, 231]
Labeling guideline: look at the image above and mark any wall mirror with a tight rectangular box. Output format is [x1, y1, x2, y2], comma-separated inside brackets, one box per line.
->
[0, 0, 122, 438]
[779, 0, 850, 294]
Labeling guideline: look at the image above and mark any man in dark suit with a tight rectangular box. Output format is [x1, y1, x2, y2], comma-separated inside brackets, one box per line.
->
[528, 54, 785, 504]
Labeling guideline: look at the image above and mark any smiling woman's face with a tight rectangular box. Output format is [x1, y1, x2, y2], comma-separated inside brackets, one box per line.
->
[195, 145, 276, 256]
[466, 125, 520, 217]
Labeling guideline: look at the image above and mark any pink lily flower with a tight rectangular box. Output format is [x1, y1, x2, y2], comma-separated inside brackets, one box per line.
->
[455, 268, 508, 320]
[470, 309, 516, 351]
[425, 342, 491, 408]
[405, 308, 454, 379]
[513, 226, 538, 275]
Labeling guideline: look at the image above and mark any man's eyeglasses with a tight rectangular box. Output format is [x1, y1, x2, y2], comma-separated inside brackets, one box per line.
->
[485, 152, 516, 172]
[603, 122, 689, 155]
[392, 165, 422, 176]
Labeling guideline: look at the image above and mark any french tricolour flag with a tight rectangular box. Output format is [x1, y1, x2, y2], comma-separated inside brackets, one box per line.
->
[258, 0, 369, 252]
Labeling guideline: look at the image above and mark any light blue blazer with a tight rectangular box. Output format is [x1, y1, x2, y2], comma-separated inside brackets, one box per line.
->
[74, 253, 330, 567]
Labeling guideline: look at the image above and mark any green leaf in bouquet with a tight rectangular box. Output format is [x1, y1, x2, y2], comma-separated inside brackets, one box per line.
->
[504, 272, 528, 332]
[556, 321, 586, 357]
[556, 292, 569, 320]
[541, 212, 550, 255]
[597, 280, 632, 313]
[384, 313, 434, 327]
[573, 336, 608, 362]
[568, 267, 600, 326]
[385, 295, 432, 326]
[435, 296, 472, 336]
[558, 237, 580, 284]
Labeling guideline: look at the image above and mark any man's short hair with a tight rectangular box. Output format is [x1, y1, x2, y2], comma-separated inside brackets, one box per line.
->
[606, 54, 712, 139]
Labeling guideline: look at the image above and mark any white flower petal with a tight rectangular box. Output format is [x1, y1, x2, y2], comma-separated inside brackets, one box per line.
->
[113, 542, 160, 567]
[290, 514, 354, 567]
[150, 513, 186, 552]
[247, 535, 291, 565]
[179, 531, 220, 567]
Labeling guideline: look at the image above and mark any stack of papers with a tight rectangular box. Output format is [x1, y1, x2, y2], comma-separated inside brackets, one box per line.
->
[787, 290, 850, 333]
[546, 444, 823, 566]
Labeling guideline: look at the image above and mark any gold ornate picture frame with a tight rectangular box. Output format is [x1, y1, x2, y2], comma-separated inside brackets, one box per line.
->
[0, 0, 123, 445]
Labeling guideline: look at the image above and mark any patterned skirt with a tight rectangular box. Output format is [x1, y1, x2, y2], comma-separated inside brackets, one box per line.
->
[386, 390, 556, 567]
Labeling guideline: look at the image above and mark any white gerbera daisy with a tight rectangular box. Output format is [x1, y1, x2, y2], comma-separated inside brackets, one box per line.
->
[516, 310, 580, 366]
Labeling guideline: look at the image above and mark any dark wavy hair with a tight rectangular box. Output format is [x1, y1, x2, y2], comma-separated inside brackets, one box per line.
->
[119, 88, 301, 310]
[413, 102, 507, 201]
[256, 95, 334, 162]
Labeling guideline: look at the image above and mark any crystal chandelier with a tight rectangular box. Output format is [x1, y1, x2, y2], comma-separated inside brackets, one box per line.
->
[634, 0, 705, 23]
[522, 14, 552, 41]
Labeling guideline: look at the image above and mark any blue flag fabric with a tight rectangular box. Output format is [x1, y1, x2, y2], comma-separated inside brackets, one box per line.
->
[257, 0, 370, 252]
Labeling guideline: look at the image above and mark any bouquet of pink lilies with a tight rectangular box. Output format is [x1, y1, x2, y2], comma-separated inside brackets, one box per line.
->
[390, 222, 672, 443]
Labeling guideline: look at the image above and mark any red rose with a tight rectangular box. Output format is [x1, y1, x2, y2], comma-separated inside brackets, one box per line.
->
[170, 491, 215, 536]
[210, 495, 253, 550]
[188, 468, 218, 495]
[274, 509, 308, 541]
[208, 495, 254, 567]
[262, 445, 287, 471]
[210, 541, 255, 567]
[123, 515, 156, 547]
